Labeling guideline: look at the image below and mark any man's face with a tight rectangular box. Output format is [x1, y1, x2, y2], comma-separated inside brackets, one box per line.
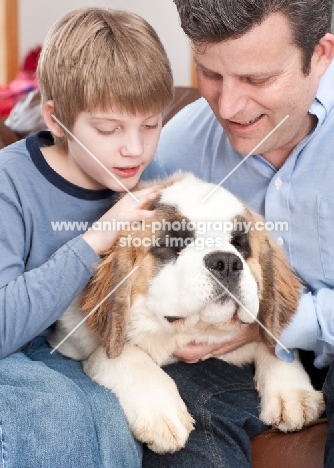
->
[194, 13, 325, 166]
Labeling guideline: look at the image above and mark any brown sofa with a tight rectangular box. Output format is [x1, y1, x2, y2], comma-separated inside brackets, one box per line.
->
[252, 418, 327, 468]
[0, 86, 328, 467]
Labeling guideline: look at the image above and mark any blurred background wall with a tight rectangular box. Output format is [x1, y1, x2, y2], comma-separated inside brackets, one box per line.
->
[18, 0, 191, 86]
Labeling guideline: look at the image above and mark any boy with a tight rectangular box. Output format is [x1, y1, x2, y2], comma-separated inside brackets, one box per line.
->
[0, 7, 173, 468]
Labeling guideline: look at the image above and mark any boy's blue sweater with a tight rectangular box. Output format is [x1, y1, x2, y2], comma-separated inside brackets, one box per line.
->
[0, 131, 116, 358]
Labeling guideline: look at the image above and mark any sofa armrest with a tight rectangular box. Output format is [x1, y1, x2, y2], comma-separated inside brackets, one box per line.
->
[252, 418, 328, 468]
[162, 86, 201, 126]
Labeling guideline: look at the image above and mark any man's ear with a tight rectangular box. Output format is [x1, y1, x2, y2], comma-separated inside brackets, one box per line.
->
[313, 33, 334, 78]
[42, 100, 65, 138]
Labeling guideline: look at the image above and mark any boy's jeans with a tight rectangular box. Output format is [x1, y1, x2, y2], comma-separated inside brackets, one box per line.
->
[0, 337, 142, 468]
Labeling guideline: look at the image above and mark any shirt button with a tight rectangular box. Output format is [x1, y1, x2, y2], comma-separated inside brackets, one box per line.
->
[275, 178, 282, 188]
[277, 237, 284, 246]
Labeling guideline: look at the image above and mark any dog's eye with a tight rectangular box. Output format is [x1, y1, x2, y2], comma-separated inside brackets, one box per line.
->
[157, 237, 168, 248]
[231, 232, 251, 258]
[164, 316, 182, 323]
[151, 235, 186, 261]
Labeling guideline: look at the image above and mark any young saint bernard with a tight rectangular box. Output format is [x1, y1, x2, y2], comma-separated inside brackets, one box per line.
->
[49, 172, 324, 454]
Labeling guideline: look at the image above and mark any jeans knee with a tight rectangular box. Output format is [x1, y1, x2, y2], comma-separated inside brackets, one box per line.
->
[0, 351, 141, 467]
[49, 383, 93, 429]
[0, 385, 100, 468]
[44, 378, 142, 467]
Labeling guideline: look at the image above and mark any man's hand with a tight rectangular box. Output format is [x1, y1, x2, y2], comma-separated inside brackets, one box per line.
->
[173, 322, 261, 363]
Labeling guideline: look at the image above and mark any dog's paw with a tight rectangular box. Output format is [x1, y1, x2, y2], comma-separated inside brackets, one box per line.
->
[260, 387, 325, 432]
[83, 345, 194, 453]
[129, 398, 194, 453]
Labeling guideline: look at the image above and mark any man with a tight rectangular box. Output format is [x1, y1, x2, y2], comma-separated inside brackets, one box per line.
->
[142, 1, 334, 467]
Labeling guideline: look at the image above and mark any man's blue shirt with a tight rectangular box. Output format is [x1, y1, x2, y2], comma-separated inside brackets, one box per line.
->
[143, 60, 334, 368]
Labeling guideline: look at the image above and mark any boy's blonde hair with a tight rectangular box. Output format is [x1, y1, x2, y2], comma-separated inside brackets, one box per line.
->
[37, 8, 174, 151]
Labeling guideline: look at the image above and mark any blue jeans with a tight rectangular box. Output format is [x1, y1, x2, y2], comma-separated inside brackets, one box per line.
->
[0, 337, 142, 468]
[142, 358, 268, 468]
[323, 359, 334, 467]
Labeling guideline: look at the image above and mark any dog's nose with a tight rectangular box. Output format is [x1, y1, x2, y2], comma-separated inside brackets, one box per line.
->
[204, 252, 243, 280]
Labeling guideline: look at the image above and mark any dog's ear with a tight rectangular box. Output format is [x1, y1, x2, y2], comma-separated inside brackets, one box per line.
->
[257, 234, 302, 348]
[80, 242, 134, 358]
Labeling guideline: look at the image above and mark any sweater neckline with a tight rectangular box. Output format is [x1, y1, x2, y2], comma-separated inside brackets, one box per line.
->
[26, 131, 114, 200]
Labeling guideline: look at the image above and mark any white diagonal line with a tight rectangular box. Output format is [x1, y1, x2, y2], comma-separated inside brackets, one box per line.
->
[50, 266, 139, 354]
[205, 267, 291, 353]
[202, 115, 290, 202]
[51, 114, 140, 202]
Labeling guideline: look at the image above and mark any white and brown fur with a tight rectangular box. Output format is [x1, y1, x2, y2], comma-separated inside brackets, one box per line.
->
[49, 173, 324, 454]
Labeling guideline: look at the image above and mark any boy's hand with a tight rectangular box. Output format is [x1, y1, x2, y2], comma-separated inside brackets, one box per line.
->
[82, 185, 160, 254]
[173, 323, 261, 363]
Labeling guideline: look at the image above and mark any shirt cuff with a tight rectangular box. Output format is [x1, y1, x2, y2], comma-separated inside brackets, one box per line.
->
[67, 235, 101, 274]
[275, 292, 318, 361]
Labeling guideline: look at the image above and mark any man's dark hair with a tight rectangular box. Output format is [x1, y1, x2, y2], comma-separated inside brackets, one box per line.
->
[173, 0, 333, 75]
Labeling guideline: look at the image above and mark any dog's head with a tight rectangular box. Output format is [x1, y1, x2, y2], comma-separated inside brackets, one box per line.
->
[81, 173, 302, 358]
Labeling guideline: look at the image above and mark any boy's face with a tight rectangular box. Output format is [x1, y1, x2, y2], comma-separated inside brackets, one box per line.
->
[66, 108, 162, 191]
[194, 12, 327, 166]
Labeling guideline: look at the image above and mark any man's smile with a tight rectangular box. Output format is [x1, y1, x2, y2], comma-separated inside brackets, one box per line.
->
[228, 114, 265, 130]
